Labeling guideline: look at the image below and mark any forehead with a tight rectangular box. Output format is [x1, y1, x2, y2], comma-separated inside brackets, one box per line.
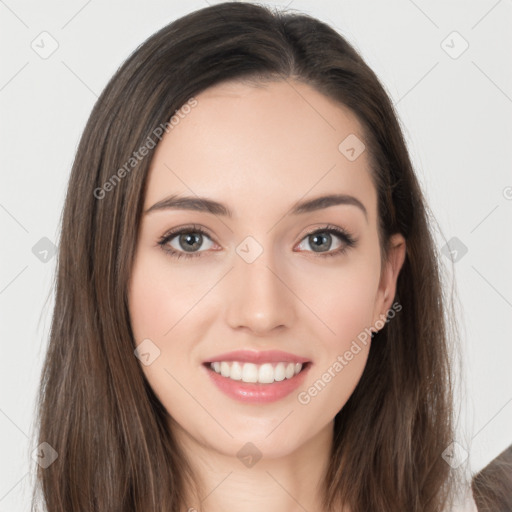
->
[144, 79, 377, 222]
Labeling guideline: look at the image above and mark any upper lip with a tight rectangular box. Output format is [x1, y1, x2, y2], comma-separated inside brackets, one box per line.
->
[204, 350, 310, 365]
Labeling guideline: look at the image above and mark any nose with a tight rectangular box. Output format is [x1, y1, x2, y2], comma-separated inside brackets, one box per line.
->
[225, 245, 296, 335]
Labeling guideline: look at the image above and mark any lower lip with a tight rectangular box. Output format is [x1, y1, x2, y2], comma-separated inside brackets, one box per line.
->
[203, 363, 311, 404]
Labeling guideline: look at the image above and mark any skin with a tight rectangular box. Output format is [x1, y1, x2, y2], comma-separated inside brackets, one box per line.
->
[128, 79, 406, 512]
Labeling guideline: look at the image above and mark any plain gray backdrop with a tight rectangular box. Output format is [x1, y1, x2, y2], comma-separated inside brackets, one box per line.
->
[1, 1, 511, 510]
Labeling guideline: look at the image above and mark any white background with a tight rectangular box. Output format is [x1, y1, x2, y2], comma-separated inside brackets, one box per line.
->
[1, 1, 511, 510]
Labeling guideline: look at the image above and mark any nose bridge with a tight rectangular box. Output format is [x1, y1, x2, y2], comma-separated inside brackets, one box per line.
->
[225, 235, 296, 334]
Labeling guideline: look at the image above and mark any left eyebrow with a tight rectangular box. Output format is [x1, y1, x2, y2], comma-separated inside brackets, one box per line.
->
[289, 193, 367, 221]
[144, 193, 368, 221]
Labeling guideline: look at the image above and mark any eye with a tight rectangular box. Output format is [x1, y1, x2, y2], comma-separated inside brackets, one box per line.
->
[157, 224, 217, 260]
[295, 225, 356, 257]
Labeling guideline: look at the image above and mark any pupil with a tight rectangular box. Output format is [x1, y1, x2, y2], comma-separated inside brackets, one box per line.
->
[311, 233, 331, 252]
[181, 233, 201, 251]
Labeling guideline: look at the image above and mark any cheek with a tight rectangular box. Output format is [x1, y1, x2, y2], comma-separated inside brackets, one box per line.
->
[293, 257, 381, 414]
[295, 257, 381, 348]
[127, 255, 205, 412]
[128, 252, 210, 343]
[128, 264, 170, 343]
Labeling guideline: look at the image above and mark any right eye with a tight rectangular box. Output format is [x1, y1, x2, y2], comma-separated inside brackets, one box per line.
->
[157, 225, 217, 260]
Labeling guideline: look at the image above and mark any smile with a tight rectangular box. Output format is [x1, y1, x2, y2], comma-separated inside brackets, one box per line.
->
[203, 361, 311, 403]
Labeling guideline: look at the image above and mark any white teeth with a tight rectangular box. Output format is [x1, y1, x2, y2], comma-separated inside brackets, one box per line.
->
[274, 363, 286, 382]
[220, 362, 230, 377]
[209, 361, 304, 383]
[242, 363, 258, 383]
[258, 363, 274, 384]
[230, 361, 242, 380]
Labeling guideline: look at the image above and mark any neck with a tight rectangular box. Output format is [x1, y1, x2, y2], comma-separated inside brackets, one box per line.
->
[173, 419, 335, 512]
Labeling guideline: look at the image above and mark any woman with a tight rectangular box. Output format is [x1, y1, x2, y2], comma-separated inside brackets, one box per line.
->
[32, 2, 469, 511]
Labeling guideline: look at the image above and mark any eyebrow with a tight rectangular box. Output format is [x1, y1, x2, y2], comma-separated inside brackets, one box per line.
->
[144, 193, 368, 220]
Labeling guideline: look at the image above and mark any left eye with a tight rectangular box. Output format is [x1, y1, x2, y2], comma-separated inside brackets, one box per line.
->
[297, 231, 341, 252]
[295, 227, 356, 256]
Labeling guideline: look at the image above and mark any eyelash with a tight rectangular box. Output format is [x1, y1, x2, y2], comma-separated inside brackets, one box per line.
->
[157, 223, 357, 260]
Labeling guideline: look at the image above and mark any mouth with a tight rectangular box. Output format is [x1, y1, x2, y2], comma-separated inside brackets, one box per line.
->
[203, 360, 312, 385]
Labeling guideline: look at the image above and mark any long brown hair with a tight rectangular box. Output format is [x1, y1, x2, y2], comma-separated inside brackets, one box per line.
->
[31, 2, 460, 511]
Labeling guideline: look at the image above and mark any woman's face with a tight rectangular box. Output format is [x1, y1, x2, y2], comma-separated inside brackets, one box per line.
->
[128, 79, 405, 460]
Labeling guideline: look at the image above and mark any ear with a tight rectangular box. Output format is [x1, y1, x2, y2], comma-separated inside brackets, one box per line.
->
[372, 233, 406, 327]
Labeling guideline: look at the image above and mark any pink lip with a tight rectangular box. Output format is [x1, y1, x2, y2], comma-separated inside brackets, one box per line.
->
[204, 350, 310, 365]
[203, 361, 311, 404]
